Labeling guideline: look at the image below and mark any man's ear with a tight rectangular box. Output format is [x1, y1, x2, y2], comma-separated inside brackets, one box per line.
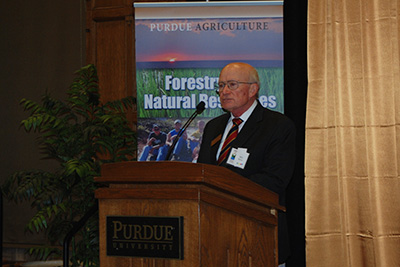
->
[249, 83, 259, 97]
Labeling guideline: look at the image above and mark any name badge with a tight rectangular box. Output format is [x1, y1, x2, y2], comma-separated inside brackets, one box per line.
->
[227, 148, 249, 169]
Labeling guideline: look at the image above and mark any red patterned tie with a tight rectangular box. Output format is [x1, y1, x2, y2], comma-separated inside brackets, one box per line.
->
[217, 118, 243, 165]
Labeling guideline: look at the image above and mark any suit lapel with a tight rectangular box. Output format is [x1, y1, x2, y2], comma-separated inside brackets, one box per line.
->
[233, 103, 264, 147]
[209, 114, 230, 161]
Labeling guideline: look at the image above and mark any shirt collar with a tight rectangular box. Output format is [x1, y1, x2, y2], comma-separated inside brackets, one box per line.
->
[230, 99, 257, 123]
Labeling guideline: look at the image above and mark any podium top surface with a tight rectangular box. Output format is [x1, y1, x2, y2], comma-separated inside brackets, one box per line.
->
[96, 161, 283, 211]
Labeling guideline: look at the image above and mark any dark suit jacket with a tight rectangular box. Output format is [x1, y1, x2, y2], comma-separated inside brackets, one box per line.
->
[197, 101, 296, 263]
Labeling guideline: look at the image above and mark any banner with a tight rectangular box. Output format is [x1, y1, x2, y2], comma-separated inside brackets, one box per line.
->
[134, 1, 284, 162]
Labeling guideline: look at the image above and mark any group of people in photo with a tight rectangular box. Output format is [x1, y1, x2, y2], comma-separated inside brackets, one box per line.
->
[138, 119, 205, 162]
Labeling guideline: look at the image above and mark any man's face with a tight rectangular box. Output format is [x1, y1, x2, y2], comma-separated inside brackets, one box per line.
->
[218, 65, 257, 117]
[174, 122, 181, 130]
[153, 127, 161, 135]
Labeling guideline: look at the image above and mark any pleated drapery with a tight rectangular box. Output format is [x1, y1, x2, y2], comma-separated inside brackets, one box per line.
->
[306, 0, 400, 266]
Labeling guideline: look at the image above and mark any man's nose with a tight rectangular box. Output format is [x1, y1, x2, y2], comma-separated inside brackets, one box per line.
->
[220, 84, 230, 94]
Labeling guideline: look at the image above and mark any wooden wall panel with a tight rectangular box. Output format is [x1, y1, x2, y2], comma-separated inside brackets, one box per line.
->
[92, 0, 126, 8]
[95, 19, 128, 101]
[86, 0, 136, 127]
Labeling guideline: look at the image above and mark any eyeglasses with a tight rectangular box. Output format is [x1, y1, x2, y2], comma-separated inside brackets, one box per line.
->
[216, 80, 256, 95]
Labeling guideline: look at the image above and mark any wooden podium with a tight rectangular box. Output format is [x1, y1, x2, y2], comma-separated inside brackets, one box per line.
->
[95, 161, 283, 266]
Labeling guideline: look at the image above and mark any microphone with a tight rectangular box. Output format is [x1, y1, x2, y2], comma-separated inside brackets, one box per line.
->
[195, 101, 206, 114]
[166, 101, 206, 161]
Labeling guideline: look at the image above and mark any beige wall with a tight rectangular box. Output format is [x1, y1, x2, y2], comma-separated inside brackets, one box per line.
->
[0, 0, 85, 245]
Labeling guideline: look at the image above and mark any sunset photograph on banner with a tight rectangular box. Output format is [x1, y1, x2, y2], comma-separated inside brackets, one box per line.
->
[134, 1, 284, 162]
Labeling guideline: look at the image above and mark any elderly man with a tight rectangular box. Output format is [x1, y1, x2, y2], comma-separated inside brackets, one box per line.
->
[197, 62, 296, 265]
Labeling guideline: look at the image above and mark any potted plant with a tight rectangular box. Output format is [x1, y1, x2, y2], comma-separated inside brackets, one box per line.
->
[2, 64, 136, 266]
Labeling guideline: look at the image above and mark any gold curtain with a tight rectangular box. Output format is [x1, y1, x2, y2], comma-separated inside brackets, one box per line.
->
[306, 0, 400, 266]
